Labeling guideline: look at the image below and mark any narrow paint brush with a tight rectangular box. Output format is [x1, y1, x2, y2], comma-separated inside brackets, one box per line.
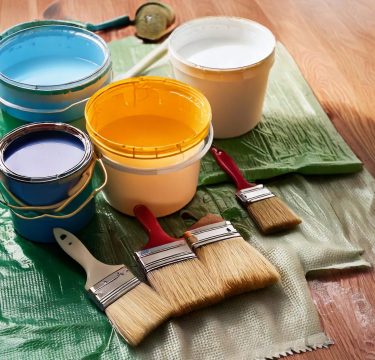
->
[53, 228, 172, 346]
[210, 147, 302, 234]
[134, 205, 224, 316]
[184, 214, 280, 297]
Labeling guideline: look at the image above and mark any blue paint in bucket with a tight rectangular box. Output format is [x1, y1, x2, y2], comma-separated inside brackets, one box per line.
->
[0, 24, 112, 122]
[0, 123, 105, 242]
[4, 131, 85, 178]
[0, 123, 93, 205]
[0, 26, 106, 86]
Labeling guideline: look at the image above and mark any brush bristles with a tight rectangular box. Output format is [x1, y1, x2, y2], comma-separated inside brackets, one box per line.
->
[187, 236, 280, 297]
[247, 196, 301, 234]
[105, 283, 172, 346]
[147, 259, 224, 316]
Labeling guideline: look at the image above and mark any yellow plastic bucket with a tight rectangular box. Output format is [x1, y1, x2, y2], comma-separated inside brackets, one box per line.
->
[85, 76, 212, 216]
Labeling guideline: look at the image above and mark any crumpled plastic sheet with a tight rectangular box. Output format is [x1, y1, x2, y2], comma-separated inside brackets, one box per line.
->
[0, 37, 372, 359]
[1, 170, 374, 359]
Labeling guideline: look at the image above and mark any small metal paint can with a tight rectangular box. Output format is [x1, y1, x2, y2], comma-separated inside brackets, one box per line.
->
[0, 123, 107, 242]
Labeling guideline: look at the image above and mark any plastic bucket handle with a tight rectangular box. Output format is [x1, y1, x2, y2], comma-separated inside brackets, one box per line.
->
[0, 96, 89, 114]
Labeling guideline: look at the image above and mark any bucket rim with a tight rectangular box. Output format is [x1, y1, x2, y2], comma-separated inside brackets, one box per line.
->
[85, 76, 212, 160]
[0, 122, 93, 183]
[168, 16, 276, 73]
[102, 124, 213, 175]
[0, 24, 111, 92]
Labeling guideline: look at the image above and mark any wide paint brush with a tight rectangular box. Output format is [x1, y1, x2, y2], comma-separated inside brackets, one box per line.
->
[184, 214, 280, 297]
[210, 147, 301, 234]
[134, 205, 224, 316]
[53, 228, 172, 346]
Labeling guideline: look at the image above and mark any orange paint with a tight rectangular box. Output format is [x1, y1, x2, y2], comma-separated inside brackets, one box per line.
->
[99, 115, 196, 148]
[86, 76, 211, 159]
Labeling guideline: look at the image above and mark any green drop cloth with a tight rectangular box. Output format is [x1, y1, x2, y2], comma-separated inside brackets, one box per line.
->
[1, 170, 374, 360]
[0, 37, 373, 360]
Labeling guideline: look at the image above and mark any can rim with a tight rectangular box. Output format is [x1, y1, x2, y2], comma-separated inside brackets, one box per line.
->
[0, 123, 93, 183]
[168, 16, 276, 73]
[0, 24, 111, 92]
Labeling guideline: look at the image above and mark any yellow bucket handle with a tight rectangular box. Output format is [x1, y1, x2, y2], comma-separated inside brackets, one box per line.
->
[0, 158, 107, 220]
[0, 156, 98, 212]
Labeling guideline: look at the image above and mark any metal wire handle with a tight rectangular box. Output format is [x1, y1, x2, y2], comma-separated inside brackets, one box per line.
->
[0, 158, 107, 220]
[0, 157, 97, 212]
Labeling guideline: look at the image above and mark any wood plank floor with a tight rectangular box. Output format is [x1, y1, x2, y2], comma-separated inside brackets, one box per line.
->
[1, 1, 374, 359]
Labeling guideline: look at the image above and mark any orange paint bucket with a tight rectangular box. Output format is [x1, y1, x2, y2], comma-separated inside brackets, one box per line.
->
[85, 76, 212, 216]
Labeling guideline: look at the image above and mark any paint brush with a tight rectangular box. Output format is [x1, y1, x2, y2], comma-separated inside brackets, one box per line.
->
[184, 214, 280, 297]
[210, 147, 301, 234]
[134, 205, 224, 316]
[53, 228, 172, 346]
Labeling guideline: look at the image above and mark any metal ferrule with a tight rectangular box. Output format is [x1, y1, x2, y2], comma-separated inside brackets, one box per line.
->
[88, 266, 140, 311]
[135, 239, 197, 273]
[236, 184, 275, 204]
[186, 221, 240, 250]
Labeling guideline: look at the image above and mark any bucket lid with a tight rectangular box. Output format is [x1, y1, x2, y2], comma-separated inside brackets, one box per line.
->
[0, 123, 93, 183]
[85, 76, 211, 159]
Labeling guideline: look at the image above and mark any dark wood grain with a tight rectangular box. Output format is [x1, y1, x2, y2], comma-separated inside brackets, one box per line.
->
[1, 1, 375, 359]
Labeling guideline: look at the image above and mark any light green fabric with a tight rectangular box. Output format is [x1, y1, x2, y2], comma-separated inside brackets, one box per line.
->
[0, 37, 373, 360]
[109, 37, 362, 185]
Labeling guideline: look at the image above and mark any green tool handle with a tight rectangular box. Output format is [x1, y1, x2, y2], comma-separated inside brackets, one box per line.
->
[86, 15, 133, 32]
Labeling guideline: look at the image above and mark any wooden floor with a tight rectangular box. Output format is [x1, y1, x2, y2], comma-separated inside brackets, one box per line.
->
[1, 1, 375, 359]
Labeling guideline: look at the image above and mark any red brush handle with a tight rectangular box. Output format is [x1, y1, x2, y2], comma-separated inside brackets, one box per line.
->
[134, 205, 177, 250]
[210, 146, 256, 190]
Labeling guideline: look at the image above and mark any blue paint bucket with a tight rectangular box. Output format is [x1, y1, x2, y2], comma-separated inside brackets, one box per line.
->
[0, 21, 112, 122]
[0, 122, 107, 242]
[6, 178, 96, 243]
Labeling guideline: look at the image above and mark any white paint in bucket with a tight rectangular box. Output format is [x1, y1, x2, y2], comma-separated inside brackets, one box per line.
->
[169, 17, 276, 138]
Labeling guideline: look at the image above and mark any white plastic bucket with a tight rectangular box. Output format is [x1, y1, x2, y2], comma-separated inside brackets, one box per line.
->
[101, 127, 212, 216]
[85, 76, 212, 217]
[169, 17, 276, 138]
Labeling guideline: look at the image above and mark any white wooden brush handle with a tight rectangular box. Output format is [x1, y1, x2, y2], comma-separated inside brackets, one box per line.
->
[53, 228, 123, 290]
[113, 39, 169, 81]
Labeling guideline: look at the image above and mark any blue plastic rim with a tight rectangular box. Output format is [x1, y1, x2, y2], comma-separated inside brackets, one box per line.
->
[0, 23, 112, 122]
[0, 24, 109, 89]
[0, 122, 93, 206]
